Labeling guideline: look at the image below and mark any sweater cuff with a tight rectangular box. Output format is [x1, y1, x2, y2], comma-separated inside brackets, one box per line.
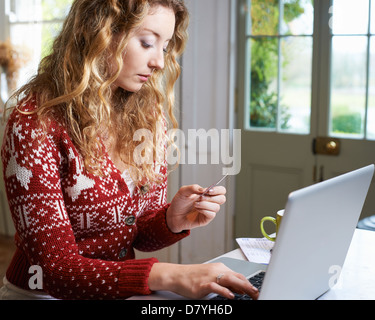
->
[118, 258, 159, 296]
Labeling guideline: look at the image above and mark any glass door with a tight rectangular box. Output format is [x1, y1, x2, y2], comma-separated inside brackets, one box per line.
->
[235, 0, 375, 239]
[329, 0, 374, 140]
[316, 0, 375, 218]
[235, 0, 316, 238]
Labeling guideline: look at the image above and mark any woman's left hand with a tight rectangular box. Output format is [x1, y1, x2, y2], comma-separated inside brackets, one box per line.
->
[166, 184, 226, 233]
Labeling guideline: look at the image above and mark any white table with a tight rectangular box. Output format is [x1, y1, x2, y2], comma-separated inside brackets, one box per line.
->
[219, 228, 375, 300]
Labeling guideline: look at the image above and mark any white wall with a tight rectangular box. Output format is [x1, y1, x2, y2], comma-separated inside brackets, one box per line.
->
[137, 0, 237, 264]
[177, 0, 237, 263]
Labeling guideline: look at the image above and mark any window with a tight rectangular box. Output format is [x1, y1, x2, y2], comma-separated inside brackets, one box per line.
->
[329, 0, 375, 139]
[5, 0, 73, 90]
[244, 0, 314, 134]
[242, 0, 375, 140]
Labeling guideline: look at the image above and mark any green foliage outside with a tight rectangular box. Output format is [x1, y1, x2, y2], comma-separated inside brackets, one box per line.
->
[332, 113, 362, 135]
[249, 0, 307, 129]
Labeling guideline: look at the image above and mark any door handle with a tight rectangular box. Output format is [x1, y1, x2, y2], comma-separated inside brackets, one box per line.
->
[312, 137, 341, 156]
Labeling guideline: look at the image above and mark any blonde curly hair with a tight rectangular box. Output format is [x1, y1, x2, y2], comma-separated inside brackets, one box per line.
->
[7, 0, 189, 184]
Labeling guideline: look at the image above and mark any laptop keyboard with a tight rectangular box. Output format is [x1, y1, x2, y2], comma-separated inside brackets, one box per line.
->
[210, 271, 265, 300]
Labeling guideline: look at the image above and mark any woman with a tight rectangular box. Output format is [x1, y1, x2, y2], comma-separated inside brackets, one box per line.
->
[0, 0, 258, 300]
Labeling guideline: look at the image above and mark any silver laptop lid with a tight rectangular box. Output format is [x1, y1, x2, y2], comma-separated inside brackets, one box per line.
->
[259, 164, 374, 300]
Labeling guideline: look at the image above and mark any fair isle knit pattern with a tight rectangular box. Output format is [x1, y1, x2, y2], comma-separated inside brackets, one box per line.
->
[1, 100, 189, 299]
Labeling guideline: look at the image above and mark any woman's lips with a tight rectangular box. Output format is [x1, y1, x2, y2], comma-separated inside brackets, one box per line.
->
[138, 74, 151, 82]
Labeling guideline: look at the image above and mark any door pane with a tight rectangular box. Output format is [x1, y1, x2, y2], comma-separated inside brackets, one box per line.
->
[372, 1, 375, 34]
[330, 36, 368, 138]
[249, 37, 278, 129]
[250, 0, 279, 36]
[283, 0, 314, 36]
[246, 0, 314, 133]
[368, 36, 375, 140]
[280, 36, 312, 133]
[331, 0, 369, 35]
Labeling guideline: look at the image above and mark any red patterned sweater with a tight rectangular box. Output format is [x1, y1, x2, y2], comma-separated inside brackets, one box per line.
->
[1, 100, 189, 299]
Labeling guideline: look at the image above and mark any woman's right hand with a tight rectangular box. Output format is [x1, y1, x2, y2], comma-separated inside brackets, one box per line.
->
[148, 262, 259, 300]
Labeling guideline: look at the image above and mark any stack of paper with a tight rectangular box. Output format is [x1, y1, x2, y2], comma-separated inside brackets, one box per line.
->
[236, 238, 274, 264]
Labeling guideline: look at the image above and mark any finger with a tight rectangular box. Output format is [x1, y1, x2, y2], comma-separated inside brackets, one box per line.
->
[218, 273, 259, 300]
[193, 208, 217, 220]
[235, 276, 259, 300]
[194, 201, 221, 214]
[203, 282, 235, 300]
[179, 184, 205, 197]
[199, 195, 226, 205]
[203, 185, 226, 196]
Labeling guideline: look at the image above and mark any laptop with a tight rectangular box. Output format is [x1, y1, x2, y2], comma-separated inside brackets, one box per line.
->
[129, 164, 374, 300]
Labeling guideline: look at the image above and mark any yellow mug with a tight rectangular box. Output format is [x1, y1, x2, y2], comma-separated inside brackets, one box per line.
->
[260, 210, 284, 242]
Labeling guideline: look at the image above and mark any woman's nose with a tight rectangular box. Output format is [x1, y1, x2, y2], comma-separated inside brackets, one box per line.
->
[149, 49, 165, 71]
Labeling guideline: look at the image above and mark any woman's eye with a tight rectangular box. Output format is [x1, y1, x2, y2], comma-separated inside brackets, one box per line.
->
[141, 40, 153, 49]
[141, 39, 169, 54]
